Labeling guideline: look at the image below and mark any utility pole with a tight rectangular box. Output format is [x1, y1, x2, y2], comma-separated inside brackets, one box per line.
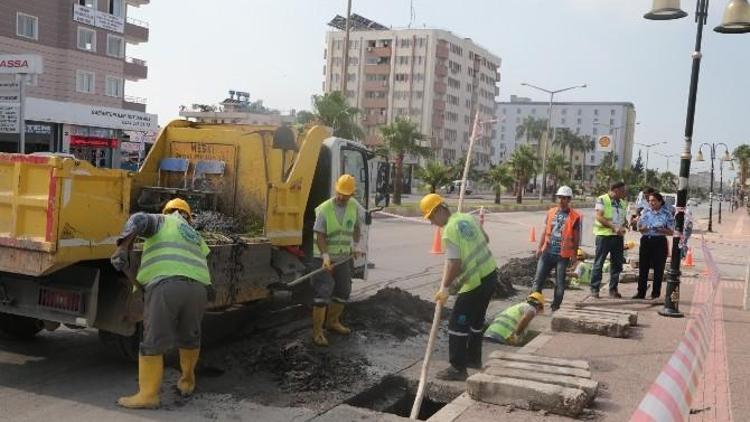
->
[340, 0, 352, 94]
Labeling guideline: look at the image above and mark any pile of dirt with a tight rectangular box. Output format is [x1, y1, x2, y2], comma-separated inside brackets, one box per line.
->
[346, 287, 444, 340]
[498, 255, 549, 288]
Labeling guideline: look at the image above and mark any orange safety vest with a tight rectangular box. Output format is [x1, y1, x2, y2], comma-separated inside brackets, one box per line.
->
[539, 207, 581, 258]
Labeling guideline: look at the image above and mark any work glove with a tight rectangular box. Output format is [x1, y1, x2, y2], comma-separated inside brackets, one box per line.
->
[110, 248, 129, 272]
[434, 289, 449, 305]
[321, 253, 333, 271]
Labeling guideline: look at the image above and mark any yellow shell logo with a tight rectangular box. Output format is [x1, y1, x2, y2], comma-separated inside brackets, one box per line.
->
[598, 136, 612, 148]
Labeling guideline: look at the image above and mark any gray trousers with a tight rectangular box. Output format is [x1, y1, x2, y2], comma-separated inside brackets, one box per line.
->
[311, 257, 352, 306]
[140, 277, 208, 356]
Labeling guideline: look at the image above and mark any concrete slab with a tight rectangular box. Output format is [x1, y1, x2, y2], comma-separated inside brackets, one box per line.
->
[313, 404, 411, 421]
[553, 310, 630, 326]
[488, 350, 590, 370]
[483, 367, 599, 396]
[484, 358, 592, 379]
[426, 392, 474, 422]
[551, 311, 630, 338]
[466, 372, 591, 417]
[561, 306, 639, 326]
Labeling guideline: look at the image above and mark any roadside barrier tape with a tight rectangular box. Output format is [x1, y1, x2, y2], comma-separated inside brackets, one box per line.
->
[373, 211, 431, 224]
[631, 237, 722, 422]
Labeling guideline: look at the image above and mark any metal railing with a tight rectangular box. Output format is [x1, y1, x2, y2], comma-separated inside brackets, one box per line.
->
[124, 95, 147, 104]
[126, 16, 149, 28]
[125, 56, 147, 66]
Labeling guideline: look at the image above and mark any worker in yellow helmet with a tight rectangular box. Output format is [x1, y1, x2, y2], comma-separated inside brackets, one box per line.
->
[310, 174, 364, 347]
[421, 193, 497, 381]
[485, 292, 545, 345]
[110, 198, 212, 409]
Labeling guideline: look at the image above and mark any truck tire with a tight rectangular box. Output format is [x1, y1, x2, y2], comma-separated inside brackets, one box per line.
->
[0, 313, 44, 340]
[98, 323, 142, 362]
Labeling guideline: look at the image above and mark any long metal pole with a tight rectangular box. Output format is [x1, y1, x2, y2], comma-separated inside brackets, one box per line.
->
[708, 148, 715, 232]
[661, 0, 708, 318]
[340, 0, 352, 94]
[18, 74, 26, 154]
[719, 159, 724, 224]
[540, 92, 554, 202]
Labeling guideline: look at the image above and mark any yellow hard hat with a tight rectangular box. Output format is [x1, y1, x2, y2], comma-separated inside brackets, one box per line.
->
[625, 240, 636, 250]
[420, 193, 444, 219]
[527, 291, 545, 311]
[336, 174, 356, 196]
[163, 198, 192, 220]
[577, 248, 585, 258]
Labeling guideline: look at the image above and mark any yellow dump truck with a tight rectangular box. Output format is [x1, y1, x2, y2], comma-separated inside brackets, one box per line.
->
[0, 121, 382, 358]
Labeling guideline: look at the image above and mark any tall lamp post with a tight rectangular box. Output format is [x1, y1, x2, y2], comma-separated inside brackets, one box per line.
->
[643, 0, 750, 318]
[654, 151, 677, 173]
[696, 143, 732, 230]
[520, 82, 587, 202]
[636, 141, 668, 181]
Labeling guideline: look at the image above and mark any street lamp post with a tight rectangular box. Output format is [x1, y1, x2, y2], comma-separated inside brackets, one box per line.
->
[644, 0, 750, 318]
[520, 82, 587, 203]
[655, 151, 677, 173]
[696, 142, 731, 231]
[636, 141, 668, 182]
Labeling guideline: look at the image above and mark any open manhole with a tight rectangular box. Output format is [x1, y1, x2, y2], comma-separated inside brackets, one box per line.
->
[346, 375, 461, 420]
[484, 329, 540, 347]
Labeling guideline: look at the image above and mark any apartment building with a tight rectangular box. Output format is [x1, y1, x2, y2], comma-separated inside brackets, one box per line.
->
[496, 96, 637, 180]
[0, 0, 157, 168]
[323, 19, 501, 170]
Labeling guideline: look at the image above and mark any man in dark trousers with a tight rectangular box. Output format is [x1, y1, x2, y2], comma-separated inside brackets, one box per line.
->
[590, 181, 628, 298]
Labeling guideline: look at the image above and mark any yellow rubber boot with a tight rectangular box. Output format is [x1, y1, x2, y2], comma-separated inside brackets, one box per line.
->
[117, 355, 163, 409]
[177, 348, 200, 397]
[326, 303, 351, 335]
[312, 306, 329, 346]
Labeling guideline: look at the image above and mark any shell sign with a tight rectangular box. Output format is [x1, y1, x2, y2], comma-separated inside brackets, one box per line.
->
[597, 135, 613, 152]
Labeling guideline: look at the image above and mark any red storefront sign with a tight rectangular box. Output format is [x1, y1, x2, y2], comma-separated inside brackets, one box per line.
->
[70, 135, 119, 148]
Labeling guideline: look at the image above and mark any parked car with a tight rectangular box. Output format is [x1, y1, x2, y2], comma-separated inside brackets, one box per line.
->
[444, 180, 474, 195]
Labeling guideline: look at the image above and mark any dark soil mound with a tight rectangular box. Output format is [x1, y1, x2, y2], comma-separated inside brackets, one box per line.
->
[346, 287, 444, 340]
[498, 255, 548, 288]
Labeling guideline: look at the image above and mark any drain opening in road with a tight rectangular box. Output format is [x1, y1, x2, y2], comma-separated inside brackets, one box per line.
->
[345, 375, 458, 420]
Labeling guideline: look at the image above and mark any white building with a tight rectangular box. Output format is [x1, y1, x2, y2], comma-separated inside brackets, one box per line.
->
[496, 96, 636, 181]
[323, 16, 501, 170]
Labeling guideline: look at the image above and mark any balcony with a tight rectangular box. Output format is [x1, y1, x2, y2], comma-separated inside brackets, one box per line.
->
[363, 98, 388, 109]
[123, 95, 147, 112]
[364, 64, 391, 75]
[435, 65, 448, 78]
[363, 80, 389, 91]
[434, 81, 446, 95]
[365, 46, 391, 57]
[432, 114, 444, 129]
[124, 17, 149, 44]
[124, 56, 148, 80]
[436, 44, 449, 59]
[433, 99, 446, 112]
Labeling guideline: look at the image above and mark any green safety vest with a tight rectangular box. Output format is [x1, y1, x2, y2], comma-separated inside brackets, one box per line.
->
[485, 302, 527, 342]
[593, 194, 628, 236]
[442, 213, 496, 294]
[136, 214, 211, 286]
[313, 198, 358, 257]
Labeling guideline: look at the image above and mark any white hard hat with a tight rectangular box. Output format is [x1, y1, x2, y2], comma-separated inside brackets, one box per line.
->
[556, 186, 573, 197]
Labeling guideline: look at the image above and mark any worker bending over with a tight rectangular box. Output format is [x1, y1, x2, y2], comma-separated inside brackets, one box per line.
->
[111, 198, 211, 409]
[485, 292, 544, 345]
[311, 174, 364, 346]
[422, 193, 497, 381]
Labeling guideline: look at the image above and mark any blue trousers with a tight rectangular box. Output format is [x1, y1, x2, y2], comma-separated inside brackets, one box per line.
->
[532, 251, 569, 310]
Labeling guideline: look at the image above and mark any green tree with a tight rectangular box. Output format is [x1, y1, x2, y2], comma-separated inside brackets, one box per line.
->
[483, 163, 515, 204]
[380, 117, 431, 205]
[546, 152, 572, 196]
[312, 91, 365, 140]
[579, 136, 595, 188]
[516, 117, 547, 189]
[416, 161, 452, 194]
[733, 144, 750, 200]
[295, 110, 316, 125]
[658, 171, 678, 192]
[507, 145, 538, 204]
[448, 155, 483, 184]
[594, 153, 618, 194]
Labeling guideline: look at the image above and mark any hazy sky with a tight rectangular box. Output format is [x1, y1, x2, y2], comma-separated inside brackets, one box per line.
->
[127, 0, 749, 176]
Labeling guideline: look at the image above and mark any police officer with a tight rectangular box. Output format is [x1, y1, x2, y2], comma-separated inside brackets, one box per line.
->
[311, 174, 363, 347]
[421, 193, 497, 381]
[591, 181, 628, 298]
[111, 198, 211, 409]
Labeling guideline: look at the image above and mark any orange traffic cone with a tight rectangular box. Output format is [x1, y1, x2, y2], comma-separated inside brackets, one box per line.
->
[430, 227, 444, 255]
[529, 226, 537, 243]
[682, 248, 695, 267]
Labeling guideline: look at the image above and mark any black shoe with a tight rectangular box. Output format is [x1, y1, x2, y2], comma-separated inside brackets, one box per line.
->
[651, 294, 661, 300]
[631, 294, 645, 299]
[550, 305, 560, 312]
[466, 360, 482, 370]
[591, 291, 600, 299]
[436, 366, 468, 381]
[609, 291, 622, 299]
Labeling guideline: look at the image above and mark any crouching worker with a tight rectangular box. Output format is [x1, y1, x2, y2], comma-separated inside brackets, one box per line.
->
[111, 198, 211, 409]
[485, 292, 544, 346]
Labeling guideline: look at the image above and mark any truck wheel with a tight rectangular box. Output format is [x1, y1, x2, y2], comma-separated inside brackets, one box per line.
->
[98, 323, 142, 362]
[0, 313, 44, 340]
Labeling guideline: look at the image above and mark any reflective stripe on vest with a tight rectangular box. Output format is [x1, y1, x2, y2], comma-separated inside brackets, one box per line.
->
[593, 194, 627, 236]
[442, 213, 496, 294]
[136, 214, 211, 286]
[313, 198, 358, 257]
[540, 207, 581, 258]
[485, 303, 526, 341]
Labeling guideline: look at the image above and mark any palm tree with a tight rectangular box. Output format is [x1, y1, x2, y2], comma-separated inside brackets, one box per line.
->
[733, 144, 750, 201]
[380, 117, 432, 205]
[483, 163, 515, 204]
[311, 92, 365, 140]
[416, 161, 452, 194]
[594, 153, 618, 194]
[507, 145, 538, 204]
[580, 136, 595, 185]
[546, 152, 572, 196]
[515, 117, 546, 190]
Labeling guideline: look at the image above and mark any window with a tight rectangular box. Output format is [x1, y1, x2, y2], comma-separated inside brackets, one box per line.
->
[398, 56, 409, 65]
[394, 73, 408, 82]
[531, 108, 536, 115]
[610, 119, 615, 126]
[577, 118, 582, 124]
[561, 108, 567, 115]
[400, 39, 411, 48]
[561, 118, 566, 124]
[16, 13, 38, 40]
[107, 34, 124, 57]
[594, 109, 599, 116]
[577, 109, 582, 116]
[105, 76, 123, 97]
[109, 0, 124, 16]
[610, 109, 616, 116]
[76, 70, 95, 94]
[79, 0, 97, 7]
[78, 27, 97, 52]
